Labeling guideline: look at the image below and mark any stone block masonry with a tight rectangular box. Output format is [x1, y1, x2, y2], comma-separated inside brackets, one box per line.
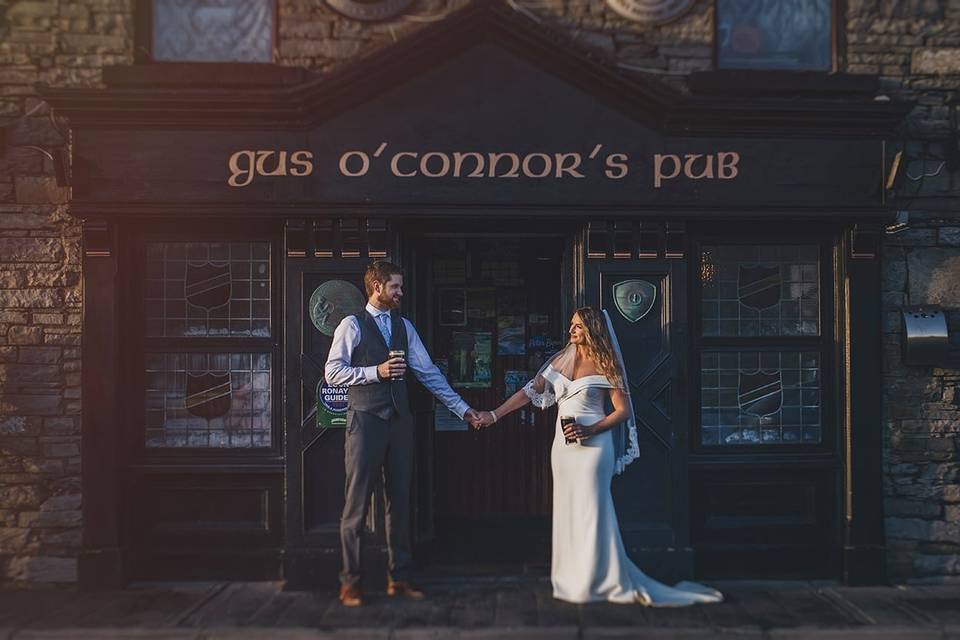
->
[849, 0, 960, 584]
[0, 0, 97, 586]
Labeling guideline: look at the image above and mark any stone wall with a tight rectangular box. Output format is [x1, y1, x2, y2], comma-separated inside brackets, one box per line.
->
[844, 0, 960, 583]
[0, 0, 135, 586]
[1, 0, 958, 585]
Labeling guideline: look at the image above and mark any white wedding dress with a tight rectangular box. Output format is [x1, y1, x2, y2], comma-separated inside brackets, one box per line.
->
[534, 370, 724, 606]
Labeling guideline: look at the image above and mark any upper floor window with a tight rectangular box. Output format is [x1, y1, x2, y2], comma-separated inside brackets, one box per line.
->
[152, 0, 274, 62]
[716, 0, 833, 71]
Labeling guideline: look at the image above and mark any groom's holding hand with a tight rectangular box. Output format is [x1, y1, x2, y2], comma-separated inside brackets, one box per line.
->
[325, 260, 481, 607]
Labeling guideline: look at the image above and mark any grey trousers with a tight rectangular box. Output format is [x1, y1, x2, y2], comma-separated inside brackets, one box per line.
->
[339, 408, 414, 587]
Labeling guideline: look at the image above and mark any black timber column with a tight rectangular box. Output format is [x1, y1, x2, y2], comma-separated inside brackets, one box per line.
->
[843, 223, 886, 585]
[78, 220, 125, 588]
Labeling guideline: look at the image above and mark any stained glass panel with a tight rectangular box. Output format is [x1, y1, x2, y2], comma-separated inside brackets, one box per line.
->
[701, 244, 819, 337]
[145, 352, 272, 448]
[700, 351, 821, 446]
[717, 0, 832, 71]
[145, 242, 271, 338]
[153, 0, 273, 63]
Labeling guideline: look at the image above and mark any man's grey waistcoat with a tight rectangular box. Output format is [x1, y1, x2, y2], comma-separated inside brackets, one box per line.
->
[348, 310, 410, 420]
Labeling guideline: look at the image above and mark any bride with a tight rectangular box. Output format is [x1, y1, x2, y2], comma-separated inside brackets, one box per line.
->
[473, 306, 723, 607]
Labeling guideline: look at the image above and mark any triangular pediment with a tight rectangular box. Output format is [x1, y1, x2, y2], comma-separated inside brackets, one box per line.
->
[310, 40, 664, 157]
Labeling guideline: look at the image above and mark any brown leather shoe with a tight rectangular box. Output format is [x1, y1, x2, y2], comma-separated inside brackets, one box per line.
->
[387, 580, 425, 600]
[339, 584, 363, 607]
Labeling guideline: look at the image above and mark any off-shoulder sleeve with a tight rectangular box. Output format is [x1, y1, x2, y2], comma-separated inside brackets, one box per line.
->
[522, 367, 558, 409]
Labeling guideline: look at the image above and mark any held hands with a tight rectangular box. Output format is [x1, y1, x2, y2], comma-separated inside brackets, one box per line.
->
[465, 409, 497, 430]
[562, 421, 595, 443]
[377, 356, 406, 381]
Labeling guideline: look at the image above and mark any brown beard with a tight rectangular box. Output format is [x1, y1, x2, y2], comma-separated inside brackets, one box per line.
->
[377, 290, 400, 310]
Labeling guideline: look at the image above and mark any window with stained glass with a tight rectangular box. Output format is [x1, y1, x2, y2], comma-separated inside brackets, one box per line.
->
[145, 242, 271, 338]
[145, 352, 272, 448]
[152, 0, 274, 63]
[700, 244, 819, 337]
[698, 243, 825, 447]
[716, 0, 833, 71]
[143, 241, 274, 449]
[700, 351, 821, 446]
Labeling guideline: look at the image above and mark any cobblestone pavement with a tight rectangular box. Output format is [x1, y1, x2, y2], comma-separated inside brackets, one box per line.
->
[1, 579, 960, 639]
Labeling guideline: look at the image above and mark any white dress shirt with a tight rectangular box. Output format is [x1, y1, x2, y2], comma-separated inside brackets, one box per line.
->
[324, 303, 471, 419]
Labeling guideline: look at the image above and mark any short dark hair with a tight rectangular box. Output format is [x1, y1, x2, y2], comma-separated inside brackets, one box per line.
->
[363, 260, 403, 297]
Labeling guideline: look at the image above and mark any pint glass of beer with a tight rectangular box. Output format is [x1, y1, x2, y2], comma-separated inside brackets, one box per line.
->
[561, 415, 577, 445]
[388, 349, 406, 381]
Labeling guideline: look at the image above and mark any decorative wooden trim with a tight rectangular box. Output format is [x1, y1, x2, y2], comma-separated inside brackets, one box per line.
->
[64, 202, 901, 222]
[284, 217, 394, 260]
[83, 220, 113, 258]
[841, 230, 886, 584]
[665, 221, 686, 259]
[638, 222, 661, 258]
[850, 223, 882, 259]
[285, 219, 307, 258]
[80, 219, 125, 587]
[587, 221, 610, 259]
[586, 220, 687, 260]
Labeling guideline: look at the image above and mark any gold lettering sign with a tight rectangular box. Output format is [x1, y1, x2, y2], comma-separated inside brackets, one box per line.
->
[226, 145, 741, 188]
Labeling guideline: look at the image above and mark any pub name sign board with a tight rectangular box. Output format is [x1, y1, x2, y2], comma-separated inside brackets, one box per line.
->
[227, 145, 742, 190]
[70, 44, 885, 210]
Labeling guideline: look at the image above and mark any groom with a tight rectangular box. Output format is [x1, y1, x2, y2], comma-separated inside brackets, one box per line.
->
[325, 260, 481, 607]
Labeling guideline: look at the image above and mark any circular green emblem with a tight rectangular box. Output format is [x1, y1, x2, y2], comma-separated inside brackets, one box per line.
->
[309, 280, 366, 337]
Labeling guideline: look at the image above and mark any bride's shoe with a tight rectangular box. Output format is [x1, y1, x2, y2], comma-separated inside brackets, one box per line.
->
[635, 590, 652, 606]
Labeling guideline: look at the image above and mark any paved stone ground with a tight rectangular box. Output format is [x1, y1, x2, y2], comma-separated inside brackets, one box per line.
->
[1, 579, 960, 638]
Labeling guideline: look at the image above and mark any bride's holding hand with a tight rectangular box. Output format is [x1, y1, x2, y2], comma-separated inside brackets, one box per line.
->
[473, 306, 723, 607]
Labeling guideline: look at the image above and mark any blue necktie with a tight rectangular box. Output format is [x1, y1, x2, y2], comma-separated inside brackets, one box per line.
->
[377, 313, 392, 345]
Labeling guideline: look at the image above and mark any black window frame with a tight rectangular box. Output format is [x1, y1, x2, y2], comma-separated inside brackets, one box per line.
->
[135, 0, 279, 64]
[123, 220, 284, 463]
[689, 227, 841, 456]
[713, 0, 843, 73]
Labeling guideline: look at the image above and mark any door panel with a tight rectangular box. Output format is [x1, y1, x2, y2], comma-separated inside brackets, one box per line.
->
[284, 266, 372, 586]
[298, 272, 367, 535]
[588, 260, 691, 580]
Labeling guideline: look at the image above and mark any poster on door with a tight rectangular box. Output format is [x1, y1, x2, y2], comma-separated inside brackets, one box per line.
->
[317, 379, 349, 429]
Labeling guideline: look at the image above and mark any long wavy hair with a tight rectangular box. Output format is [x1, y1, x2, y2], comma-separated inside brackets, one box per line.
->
[572, 306, 624, 388]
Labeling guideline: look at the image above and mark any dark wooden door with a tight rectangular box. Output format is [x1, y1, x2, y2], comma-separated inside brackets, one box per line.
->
[283, 263, 375, 587]
[585, 258, 692, 583]
[415, 235, 567, 567]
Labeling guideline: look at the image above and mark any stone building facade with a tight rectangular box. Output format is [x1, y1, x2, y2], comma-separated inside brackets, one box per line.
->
[0, 0, 957, 586]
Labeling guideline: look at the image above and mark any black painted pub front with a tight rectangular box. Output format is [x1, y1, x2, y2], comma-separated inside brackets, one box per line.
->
[47, 5, 909, 588]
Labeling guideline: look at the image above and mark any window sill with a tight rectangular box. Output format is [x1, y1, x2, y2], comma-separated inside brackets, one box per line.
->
[688, 70, 879, 98]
